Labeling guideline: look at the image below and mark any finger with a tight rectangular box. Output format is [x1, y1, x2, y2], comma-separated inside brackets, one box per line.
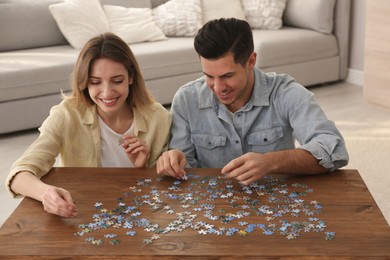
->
[237, 167, 265, 186]
[156, 158, 163, 175]
[127, 145, 148, 154]
[121, 134, 136, 140]
[43, 188, 77, 217]
[221, 158, 245, 179]
[160, 154, 183, 179]
[238, 175, 259, 186]
[122, 140, 141, 150]
[58, 189, 77, 216]
[43, 197, 75, 217]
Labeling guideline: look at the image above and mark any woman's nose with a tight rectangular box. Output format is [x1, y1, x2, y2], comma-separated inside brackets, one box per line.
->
[101, 82, 114, 95]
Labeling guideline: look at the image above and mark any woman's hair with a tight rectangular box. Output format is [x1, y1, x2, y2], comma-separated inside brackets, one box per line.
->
[69, 32, 154, 109]
[194, 18, 254, 65]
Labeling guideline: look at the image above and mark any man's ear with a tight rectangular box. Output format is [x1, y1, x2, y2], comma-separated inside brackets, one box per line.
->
[248, 52, 257, 68]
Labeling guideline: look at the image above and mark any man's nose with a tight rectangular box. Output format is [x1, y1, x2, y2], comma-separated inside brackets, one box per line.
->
[213, 78, 227, 92]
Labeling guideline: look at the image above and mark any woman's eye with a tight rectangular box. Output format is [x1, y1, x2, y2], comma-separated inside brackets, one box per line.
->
[89, 81, 100, 85]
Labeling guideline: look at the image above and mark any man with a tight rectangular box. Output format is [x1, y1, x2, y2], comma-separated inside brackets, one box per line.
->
[157, 18, 348, 185]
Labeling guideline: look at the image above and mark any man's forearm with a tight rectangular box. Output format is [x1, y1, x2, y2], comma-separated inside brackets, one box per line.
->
[266, 148, 328, 176]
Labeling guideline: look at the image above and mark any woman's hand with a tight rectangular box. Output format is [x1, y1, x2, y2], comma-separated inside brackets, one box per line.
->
[10, 171, 77, 218]
[120, 134, 150, 167]
[41, 186, 77, 217]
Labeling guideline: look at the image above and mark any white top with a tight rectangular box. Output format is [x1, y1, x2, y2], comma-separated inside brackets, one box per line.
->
[98, 116, 134, 167]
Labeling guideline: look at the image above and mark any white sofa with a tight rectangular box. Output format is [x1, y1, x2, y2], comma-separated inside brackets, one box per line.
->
[0, 0, 351, 134]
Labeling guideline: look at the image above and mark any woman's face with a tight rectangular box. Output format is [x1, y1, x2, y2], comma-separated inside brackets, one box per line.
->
[87, 58, 132, 117]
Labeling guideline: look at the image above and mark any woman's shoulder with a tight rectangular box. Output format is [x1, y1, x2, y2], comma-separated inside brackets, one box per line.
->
[48, 98, 94, 122]
[137, 102, 171, 125]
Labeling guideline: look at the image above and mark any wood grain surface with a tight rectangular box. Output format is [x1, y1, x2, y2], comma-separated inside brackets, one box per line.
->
[0, 167, 389, 259]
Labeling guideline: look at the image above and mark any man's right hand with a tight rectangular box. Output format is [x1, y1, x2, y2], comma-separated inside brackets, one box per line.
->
[156, 149, 187, 179]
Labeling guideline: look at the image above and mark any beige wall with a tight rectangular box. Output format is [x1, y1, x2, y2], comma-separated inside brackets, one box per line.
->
[349, 0, 366, 71]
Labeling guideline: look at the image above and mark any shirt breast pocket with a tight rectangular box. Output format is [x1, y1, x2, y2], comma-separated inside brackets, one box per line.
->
[192, 133, 226, 149]
[247, 126, 284, 146]
[191, 133, 226, 167]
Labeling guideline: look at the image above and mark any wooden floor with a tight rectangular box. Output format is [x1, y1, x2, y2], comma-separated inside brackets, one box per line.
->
[1, 80, 390, 227]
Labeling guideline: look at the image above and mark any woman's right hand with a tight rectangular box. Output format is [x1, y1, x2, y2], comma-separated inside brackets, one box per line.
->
[41, 186, 77, 218]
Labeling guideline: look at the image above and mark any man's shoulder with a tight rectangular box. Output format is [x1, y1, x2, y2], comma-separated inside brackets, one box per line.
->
[177, 77, 205, 95]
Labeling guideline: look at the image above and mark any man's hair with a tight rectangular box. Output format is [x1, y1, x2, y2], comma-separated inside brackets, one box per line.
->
[194, 18, 254, 65]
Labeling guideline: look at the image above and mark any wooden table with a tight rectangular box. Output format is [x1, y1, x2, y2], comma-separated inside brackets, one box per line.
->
[1, 168, 390, 259]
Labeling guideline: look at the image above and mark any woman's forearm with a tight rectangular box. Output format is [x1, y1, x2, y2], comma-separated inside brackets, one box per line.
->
[10, 171, 51, 202]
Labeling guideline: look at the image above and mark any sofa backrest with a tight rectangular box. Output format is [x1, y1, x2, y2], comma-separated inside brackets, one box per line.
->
[0, 0, 153, 52]
[282, 0, 351, 79]
[283, 0, 336, 34]
[0, 0, 350, 62]
[0, 0, 67, 52]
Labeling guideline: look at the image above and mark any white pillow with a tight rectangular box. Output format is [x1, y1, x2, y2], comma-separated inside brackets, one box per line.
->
[201, 0, 246, 24]
[283, 0, 336, 34]
[152, 0, 202, 37]
[49, 0, 109, 49]
[103, 5, 167, 44]
[242, 0, 287, 30]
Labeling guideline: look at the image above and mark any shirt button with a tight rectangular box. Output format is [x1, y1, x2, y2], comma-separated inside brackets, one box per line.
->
[235, 140, 239, 144]
[263, 138, 268, 142]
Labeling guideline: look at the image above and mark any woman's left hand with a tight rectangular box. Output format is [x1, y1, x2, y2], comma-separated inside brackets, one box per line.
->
[120, 134, 150, 167]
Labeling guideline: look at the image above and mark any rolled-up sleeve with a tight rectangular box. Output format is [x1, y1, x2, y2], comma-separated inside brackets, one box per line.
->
[280, 84, 349, 171]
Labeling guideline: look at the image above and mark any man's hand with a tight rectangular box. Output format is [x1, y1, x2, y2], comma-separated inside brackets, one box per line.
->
[221, 152, 271, 185]
[156, 149, 187, 179]
[41, 186, 77, 218]
[221, 150, 328, 185]
[121, 134, 150, 167]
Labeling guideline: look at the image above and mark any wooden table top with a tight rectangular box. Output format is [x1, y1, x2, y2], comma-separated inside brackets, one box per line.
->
[1, 167, 390, 259]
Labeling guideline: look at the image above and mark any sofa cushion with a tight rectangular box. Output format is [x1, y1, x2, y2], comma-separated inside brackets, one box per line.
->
[152, 0, 202, 37]
[100, 0, 151, 8]
[283, 0, 336, 34]
[151, 0, 169, 8]
[242, 0, 287, 30]
[253, 28, 338, 68]
[0, 0, 67, 52]
[0, 46, 78, 102]
[0, 37, 200, 102]
[130, 37, 201, 80]
[0, 0, 152, 52]
[201, 0, 246, 24]
[49, 0, 110, 49]
[103, 5, 167, 44]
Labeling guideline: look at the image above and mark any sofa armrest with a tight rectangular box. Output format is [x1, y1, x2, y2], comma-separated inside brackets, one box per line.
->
[334, 0, 351, 80]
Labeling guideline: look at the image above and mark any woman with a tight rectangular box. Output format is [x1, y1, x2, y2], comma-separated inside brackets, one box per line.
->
[5, 33, 171, 218]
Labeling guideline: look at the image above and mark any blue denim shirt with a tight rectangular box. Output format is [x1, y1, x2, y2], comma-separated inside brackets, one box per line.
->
[169, 68, 348, 171]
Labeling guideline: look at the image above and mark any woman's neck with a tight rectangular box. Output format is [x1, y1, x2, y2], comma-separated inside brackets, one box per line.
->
[98, 106, 133, 134]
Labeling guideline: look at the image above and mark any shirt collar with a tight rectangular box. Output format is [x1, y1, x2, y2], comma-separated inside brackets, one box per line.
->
[81, 104, 148, 136]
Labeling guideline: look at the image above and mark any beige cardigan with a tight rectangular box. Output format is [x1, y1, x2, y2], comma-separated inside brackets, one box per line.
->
[6, 98, 171, 198]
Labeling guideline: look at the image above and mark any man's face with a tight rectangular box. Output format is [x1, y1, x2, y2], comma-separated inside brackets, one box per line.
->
[201, 52, 256, 113]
